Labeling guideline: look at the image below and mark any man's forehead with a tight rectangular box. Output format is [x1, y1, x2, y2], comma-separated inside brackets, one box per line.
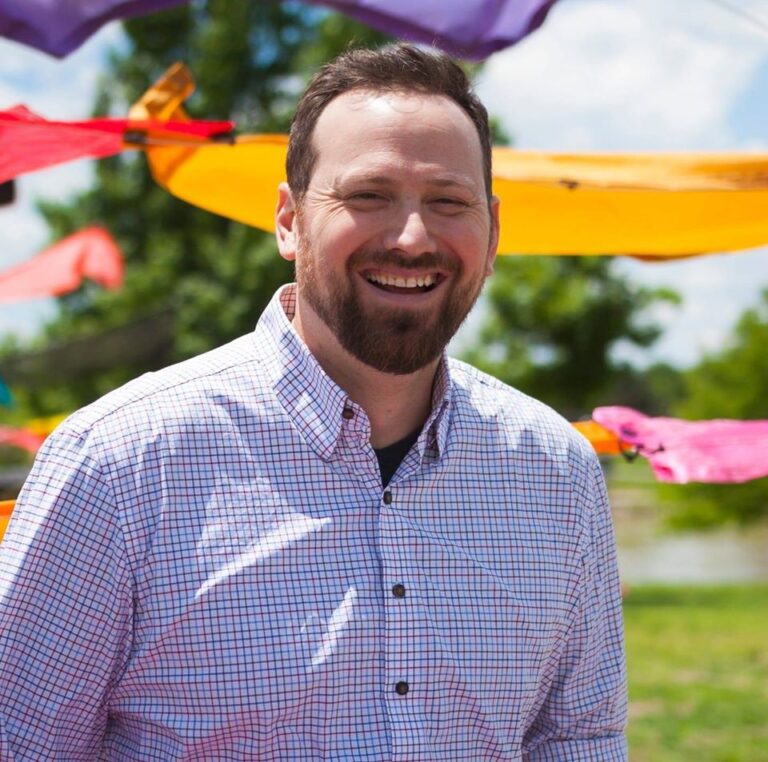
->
[317, 87, 468, 123]
[310, 89, 482, 166]
[330, 88, 438, 114]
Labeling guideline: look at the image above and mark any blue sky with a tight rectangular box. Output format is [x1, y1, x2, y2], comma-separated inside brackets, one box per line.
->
[1, 0, 767, 368]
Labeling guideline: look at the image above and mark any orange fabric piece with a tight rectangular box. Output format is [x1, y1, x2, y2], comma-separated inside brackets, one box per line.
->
[0, 226, 124, 302]
[571, 420, 624, 456]
[0, 499, 16, 544]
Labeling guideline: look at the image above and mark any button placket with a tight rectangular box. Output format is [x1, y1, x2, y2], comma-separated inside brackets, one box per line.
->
[380, 486, 415, 741]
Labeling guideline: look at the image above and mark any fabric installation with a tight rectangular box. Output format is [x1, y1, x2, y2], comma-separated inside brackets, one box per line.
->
[0, 104, 234, 185]
[592, 406, 768, 484]
[3, 64, 767, 259]
[147, 138, 768, 257]
[0, 0, 559, 59]
[132, 64, 768, 259]
[0, 227, 124, 302]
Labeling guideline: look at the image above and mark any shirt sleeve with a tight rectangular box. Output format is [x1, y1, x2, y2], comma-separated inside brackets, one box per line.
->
[523, 454, 628, 761]
[0, 427, 133, 760]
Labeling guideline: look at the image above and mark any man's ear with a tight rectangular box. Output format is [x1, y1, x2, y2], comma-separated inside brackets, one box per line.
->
[275, 182, 299, 262]
[485, 195, 500, 277]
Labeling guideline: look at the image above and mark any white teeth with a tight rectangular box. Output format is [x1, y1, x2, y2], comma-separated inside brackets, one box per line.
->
[367, 273, 437, 288]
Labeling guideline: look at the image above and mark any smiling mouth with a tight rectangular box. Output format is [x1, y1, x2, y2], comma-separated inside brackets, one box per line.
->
[364, 271, 442, 294]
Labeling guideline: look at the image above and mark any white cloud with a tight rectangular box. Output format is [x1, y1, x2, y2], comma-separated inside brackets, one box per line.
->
[0, 21, 125, 117]
[478, 0, 768, 151]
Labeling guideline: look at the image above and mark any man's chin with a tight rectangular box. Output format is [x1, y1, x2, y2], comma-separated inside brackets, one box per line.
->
[341, 324, 444, 375]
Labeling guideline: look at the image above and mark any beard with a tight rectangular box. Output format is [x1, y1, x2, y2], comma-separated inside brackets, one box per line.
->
[295, 240, 487, 375]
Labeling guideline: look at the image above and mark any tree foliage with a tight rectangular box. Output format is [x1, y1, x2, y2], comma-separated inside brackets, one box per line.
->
[462, 256, 680, 420]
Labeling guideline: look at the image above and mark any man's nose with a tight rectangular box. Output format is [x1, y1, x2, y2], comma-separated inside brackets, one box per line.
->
[384, 207, 438, 255]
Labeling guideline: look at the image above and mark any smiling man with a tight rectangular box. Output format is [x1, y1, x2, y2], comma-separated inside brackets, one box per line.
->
[0, 45, 627, 760]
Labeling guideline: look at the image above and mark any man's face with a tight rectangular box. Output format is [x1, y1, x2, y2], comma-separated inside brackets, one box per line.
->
[277, 89, 499, 375]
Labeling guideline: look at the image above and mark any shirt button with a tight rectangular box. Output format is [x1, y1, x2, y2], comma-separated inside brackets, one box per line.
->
[342, 407, 354, 420]
[383, 491, 392, 505]
[395, 681, 409, 696]
[392, 583, 406, 598]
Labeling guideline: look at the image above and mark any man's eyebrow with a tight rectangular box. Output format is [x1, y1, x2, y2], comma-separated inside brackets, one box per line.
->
[335, 174, 477, 189]
[429, 177, 475, 189]
[334, 175, 396, 187]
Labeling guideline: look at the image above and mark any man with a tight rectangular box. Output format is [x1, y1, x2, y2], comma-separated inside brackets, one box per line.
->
[0, 44, 627, 759]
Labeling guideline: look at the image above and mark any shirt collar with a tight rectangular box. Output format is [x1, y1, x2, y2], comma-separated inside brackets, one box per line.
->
[253, 284, 453, 463]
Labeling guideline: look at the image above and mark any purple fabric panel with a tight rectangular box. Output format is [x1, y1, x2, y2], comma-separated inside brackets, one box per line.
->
[308, 0, 560, 59]
[0, 0, 187, 58]
[593, 406, 768, 484]
[0, 0, 559, 59]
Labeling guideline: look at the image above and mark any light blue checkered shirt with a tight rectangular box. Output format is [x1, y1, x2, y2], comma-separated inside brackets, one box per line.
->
[0, 284, 627, 760]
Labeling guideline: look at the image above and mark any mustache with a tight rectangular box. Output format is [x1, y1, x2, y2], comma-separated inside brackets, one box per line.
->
[348, 250, 459, 273]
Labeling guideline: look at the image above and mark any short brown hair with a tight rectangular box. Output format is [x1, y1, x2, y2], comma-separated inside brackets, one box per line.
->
[286, 43, 492, 203]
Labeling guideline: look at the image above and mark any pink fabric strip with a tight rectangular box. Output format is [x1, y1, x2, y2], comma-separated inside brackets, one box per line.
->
[0, 227, 124, 302]
[592, 406, 768, 484]
[0, 425, 46, 454]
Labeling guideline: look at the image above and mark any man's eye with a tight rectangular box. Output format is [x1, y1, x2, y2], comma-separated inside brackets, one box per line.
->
[432, 197, 468, 210]
[350, 192, 385, 201]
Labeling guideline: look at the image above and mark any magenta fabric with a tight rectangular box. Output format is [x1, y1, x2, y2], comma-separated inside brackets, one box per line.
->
[0, 226, 124, 303]
[0, 0, 559, 60]
[0, 105, 234, 184]
[592, 406, 768, 484]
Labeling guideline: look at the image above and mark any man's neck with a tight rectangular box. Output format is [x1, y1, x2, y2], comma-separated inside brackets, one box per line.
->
[291, 298, 437, 449]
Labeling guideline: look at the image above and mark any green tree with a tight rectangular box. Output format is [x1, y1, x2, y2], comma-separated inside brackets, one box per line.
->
[661, 289, 768, 526]
[463, 255, 680, 420]
[16, 2, 387, 413]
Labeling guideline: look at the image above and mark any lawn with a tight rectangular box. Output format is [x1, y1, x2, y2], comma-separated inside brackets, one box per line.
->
[624, 584, 768, 761]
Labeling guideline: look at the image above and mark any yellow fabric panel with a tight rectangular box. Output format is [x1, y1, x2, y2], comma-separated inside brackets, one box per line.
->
[493, 178, 768, 255]
[25, 413, 68, 437]
[132, 63, 768, 258]
[492, 148, 768, 191]
[146, 136, 288, 231]
[142, 138, 768, 257]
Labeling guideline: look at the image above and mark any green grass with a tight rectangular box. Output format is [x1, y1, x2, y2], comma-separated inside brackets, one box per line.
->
[624, 584, 768, 761]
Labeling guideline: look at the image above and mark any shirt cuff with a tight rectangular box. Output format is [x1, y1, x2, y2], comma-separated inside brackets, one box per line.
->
[526, 734, 628, 761]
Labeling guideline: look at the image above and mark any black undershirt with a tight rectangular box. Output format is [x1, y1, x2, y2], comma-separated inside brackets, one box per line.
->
[373, 427, 422, 487]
